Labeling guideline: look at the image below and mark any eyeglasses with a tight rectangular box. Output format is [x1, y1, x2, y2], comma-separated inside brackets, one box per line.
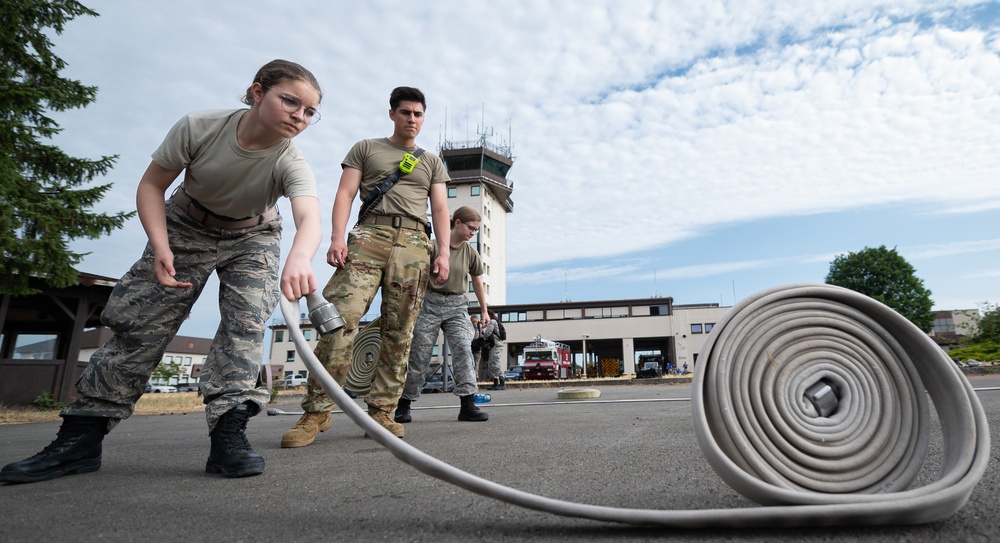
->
[263, 86, 320, 125]
[461, 221, 480, 234]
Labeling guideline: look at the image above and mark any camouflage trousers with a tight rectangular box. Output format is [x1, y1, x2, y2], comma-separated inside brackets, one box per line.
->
[486, 342, 505, 379]
[62, 200, 279, 433]
[303, 224, 431, 413]
[402, 291, 480, 401]
[476, 343, 504, 380]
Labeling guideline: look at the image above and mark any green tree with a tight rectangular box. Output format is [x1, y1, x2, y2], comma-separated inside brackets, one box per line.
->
[825, 245, 935, 332]
[949, 302, 1000, 362]
[1, 0, 134, 296]
[972, 302, 1000, 344]
[151, 361, 183, 385]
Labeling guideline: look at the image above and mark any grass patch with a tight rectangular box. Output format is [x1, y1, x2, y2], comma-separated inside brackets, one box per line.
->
[0, 390, 305, 425]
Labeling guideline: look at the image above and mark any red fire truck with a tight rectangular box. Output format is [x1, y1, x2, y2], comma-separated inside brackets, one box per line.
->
[522, 337, 573, 380]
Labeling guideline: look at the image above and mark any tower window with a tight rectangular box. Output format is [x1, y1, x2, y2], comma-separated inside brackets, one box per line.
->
[471, 186, 481, 196]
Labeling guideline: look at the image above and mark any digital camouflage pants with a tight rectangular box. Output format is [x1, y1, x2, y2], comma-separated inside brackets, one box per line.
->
[486, 341, 505, 380]
[62, 200, 279, 433]
[476, 340, 505, 380]
[302, 224, 431, 414]
[402, 290, 480, 401]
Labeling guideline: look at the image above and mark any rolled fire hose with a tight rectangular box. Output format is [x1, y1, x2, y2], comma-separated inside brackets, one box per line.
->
[343, 317, 382, 397]
[279, 283, 989, 528]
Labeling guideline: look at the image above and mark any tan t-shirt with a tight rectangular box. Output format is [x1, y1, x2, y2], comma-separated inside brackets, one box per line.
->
[430, 241, 484, 295]
[342, 137, 449, 223]
[152, 109, 318, 218]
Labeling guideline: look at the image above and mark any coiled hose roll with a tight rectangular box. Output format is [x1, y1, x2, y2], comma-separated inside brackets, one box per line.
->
[280, 283, 989, 528]
[343, 317, 382, 397]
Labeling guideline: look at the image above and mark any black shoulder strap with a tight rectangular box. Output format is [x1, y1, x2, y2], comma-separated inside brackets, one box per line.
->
[356, 148, 425, 227]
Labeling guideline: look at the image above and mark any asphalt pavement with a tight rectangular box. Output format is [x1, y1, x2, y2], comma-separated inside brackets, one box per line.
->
[2, 376, 1000, 543]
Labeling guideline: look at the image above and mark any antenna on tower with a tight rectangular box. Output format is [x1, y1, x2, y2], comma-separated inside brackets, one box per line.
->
[477, 103, 493, 146]
[562, 272, 571, 303]
[653, 267, 660, 298]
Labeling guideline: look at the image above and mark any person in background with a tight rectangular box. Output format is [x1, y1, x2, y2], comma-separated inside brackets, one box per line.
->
[484, 309, 506, 390]
[1, 59, 324, 483]
[281, 86, 451, 447]
[395, 206, 490, 423]
[470, 314, 484, 375]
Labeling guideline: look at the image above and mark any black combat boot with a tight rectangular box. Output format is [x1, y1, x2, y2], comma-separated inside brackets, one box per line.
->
[0, 415, 108, 484]
[458, 395, 489, 422]
[498, 377, 506, 390]
[206, 402, 264, 478]
[487, 378, 500, 391]
[394, 397, 413, 424]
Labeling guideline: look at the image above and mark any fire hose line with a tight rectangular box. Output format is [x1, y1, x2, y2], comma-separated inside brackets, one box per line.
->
[279, 283, 990, 528]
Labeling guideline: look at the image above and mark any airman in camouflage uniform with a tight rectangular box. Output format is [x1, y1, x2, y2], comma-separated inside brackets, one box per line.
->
[0, 60, 324, 484]
[481, 312, 507, 390]
[282, 86, 452, 447]
[395, 206, 490, 424]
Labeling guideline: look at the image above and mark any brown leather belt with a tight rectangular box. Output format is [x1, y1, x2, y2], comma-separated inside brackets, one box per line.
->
[361, 214, 423, 231]
[170, 189, 276, 229]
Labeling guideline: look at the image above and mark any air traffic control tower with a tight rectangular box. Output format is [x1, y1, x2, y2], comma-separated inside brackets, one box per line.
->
[439, 135, 515, 307]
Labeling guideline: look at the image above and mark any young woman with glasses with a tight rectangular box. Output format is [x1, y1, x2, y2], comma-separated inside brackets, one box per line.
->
[1, 59, 324, 484]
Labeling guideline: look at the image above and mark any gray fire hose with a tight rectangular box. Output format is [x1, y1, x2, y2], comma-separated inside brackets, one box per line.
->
[278, 283, 989, 528]
[343, 317, 382, 396]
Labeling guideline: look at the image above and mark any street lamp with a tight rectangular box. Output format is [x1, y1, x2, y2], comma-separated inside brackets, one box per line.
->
[582, 334, 590, 378]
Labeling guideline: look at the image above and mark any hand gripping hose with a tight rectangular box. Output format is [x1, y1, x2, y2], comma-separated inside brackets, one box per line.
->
[279, 283, 989, 528]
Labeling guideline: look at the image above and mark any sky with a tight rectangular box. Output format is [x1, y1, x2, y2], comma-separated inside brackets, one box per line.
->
[42, 0, 1000, 340]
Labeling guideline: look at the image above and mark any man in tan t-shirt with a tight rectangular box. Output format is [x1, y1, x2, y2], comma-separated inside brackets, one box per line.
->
[282, 86, 451, 445]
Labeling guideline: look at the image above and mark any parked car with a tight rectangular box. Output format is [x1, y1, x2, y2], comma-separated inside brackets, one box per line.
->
[635, 355, 664, 379]
[966, 359, 983, 367]
[280, 376, 308, 387]
[176, 384, 199, 392]
[146, 384, 177, 393]
[503, 366, 525, 381]
[422, 365, 454, 394]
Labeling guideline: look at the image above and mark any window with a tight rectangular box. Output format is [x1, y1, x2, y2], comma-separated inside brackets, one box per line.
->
[471, 185, 481, 196]
[275, 330, 284, 342]
[933, 315, 955, 334]
[448, 187, 457, 198]
[11, 333, 57, 359]
[705, 323, 714, 333]
[691, 324, 704, 334]
[650, 305, 670, 316]
[286, 350, 295, 362]
[431, 345, 439, 356]
[502, 312, 527, 322]
[468, 281, 474, 293]
[184, 357, 192, 366]
[303, 330, 311, 341]
[165, 355, 173, 364]
[548, 308, 582, 320]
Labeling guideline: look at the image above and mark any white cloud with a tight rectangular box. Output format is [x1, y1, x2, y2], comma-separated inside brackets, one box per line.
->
[36, 0, 1000, 334]
[904, 239, 1000, 260]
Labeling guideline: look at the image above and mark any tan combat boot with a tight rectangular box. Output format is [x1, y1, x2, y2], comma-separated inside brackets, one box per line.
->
[364, 407, 405, 439]
[280, 412, 332, 448]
